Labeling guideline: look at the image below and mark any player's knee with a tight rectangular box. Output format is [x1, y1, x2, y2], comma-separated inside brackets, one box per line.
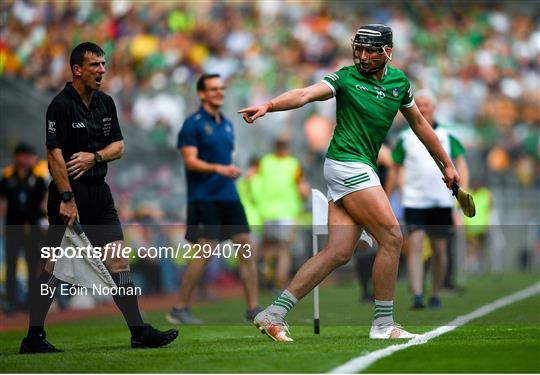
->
[381, 227, 403, 253]
[333, 247, 354, 266]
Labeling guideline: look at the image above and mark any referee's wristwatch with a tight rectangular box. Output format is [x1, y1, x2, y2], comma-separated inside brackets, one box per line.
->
[61, 191, 74, 202]
[94, 151, 103, 164]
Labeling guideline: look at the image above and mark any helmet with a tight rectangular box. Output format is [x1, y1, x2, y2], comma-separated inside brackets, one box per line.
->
[352, 24, 393, 76]
[353, 24, 393, 48]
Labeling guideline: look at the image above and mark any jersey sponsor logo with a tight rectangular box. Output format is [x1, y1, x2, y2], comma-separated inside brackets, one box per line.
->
[48, 120, 56, 133]
[355, 85, 369, 91]
[326, 73, 339, 81]
[102, 117, 112, 122]
[72, 122, 86, 129]
[392, 88, 399, 97]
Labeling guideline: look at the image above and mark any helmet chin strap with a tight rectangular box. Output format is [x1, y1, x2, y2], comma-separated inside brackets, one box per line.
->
[382, 46, 392, 61]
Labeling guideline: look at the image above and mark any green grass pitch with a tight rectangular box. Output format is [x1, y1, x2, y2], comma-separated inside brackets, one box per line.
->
[1, 272, 539, 373]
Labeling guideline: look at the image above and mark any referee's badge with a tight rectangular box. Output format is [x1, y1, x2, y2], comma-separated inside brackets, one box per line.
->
[204, 123, 213, 135]
[392, 88, 399, 97]
[48, 120, 56, 133]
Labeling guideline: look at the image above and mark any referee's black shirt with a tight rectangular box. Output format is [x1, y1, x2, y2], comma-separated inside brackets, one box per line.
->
[45, 82, 123, 184]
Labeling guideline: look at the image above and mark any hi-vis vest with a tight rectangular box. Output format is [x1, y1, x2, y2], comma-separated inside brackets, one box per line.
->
[257, 154, 303, 221]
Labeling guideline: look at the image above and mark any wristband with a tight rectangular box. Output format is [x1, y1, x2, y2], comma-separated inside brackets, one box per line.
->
[60, 191, 74, 202]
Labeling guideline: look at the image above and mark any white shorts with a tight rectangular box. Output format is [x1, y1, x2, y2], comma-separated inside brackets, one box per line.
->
[323, 158, 381, 202]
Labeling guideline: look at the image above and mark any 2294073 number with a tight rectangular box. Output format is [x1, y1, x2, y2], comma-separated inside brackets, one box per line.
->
[182, 243, 252, 259]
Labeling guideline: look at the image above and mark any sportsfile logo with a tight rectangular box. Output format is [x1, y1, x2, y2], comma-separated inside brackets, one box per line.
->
[41, 242, 253, 262]
[72, 122, 86, 128]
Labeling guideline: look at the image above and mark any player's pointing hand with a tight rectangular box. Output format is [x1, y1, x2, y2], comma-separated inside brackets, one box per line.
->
[238, 102, 273, 124]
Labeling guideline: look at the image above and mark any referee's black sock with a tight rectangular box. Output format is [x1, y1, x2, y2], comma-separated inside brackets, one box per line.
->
[27, 271, 58, 338]
[111, 271, 144, 337]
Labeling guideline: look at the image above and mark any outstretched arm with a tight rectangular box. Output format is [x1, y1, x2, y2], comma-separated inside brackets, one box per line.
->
[400, 104, 460, 189]
[238, 82, 334, 123]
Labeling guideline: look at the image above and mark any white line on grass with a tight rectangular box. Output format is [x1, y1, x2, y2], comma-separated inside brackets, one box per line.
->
[330, 281, 540, 374]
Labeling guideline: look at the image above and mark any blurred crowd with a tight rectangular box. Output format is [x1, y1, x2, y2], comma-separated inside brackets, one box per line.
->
[1, 0, 538, 188]
[1, 0, 539, 316]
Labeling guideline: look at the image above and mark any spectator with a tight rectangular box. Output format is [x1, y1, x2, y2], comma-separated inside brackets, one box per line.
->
[0, 143, 48, 314]
[257, 137, 309, 291]
[390, 89, 469, 309]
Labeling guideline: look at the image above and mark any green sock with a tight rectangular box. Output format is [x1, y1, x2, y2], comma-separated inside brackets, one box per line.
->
[373, 299, 394, 326]
[267, 290, 298, 318]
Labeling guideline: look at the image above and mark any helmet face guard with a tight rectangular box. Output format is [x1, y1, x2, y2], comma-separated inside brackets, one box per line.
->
[352, 24, 393, 76]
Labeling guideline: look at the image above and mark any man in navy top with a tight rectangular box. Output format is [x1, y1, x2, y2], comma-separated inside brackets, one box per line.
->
[167, 74, 261, 324]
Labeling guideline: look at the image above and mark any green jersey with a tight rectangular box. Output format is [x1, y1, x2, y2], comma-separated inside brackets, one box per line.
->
[322, 65, 414, 170]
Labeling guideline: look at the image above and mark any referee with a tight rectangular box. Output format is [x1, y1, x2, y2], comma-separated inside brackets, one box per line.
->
[20, 42, 178, 353]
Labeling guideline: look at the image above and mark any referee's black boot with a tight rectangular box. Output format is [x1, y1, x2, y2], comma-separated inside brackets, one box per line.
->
[19, 331, 63, 354]
[131, 324, 178, 349]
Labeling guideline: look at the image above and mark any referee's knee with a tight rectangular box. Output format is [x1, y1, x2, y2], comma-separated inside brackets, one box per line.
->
[104, 246, 130, 273]
[44, 260, 55, 274]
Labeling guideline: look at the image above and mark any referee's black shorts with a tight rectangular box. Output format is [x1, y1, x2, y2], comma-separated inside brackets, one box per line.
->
[47, 180, 124, 247]
[404, 207, 454, 238]
[185, 200, 249, 243]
